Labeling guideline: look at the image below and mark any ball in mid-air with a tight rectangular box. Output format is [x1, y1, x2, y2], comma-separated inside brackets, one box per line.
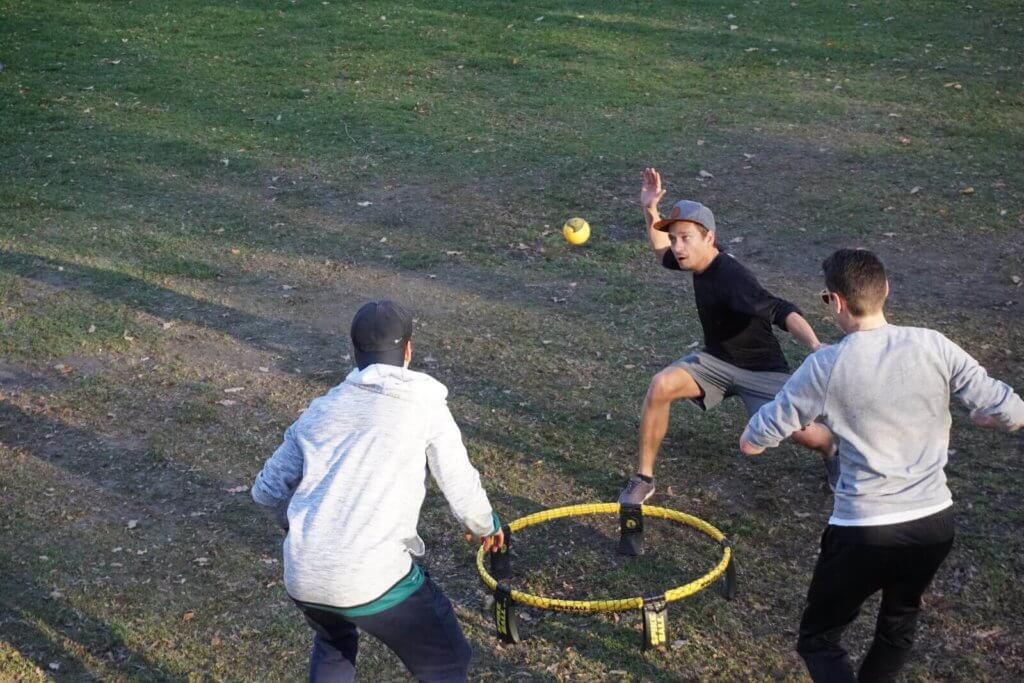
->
[563, 217, 590, 245]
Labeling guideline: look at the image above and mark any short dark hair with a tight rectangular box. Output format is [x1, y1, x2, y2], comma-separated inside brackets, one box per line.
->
[821, 249, 887, 316]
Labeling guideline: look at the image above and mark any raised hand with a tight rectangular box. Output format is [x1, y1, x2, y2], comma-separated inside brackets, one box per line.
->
[641, 167, 667, 212]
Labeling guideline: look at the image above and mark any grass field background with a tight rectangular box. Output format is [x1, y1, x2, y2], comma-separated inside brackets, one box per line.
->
[2, 1, 1023, 680]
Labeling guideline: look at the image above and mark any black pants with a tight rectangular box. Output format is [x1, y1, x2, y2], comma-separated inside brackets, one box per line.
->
[797, 508, 954, 683]
[296, 574, 472, 683]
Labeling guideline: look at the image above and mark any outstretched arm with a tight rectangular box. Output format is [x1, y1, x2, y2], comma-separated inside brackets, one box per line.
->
[941, 337, 1024, 431]
[641, 167, 670, 259]
[723, 272, 819, 351]
[740, 351, 833, 454]
[785, 312, 823, 352]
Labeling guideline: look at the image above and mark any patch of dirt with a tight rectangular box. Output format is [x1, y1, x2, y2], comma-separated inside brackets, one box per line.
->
[650, 127, 1024, 328]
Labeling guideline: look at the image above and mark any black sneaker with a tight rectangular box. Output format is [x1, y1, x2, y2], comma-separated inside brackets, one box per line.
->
[618, 476, 655, 505]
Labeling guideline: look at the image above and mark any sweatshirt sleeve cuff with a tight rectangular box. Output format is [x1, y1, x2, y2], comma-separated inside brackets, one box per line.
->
[773, 303, 801, 331]
[250, 481, 281, 509]
[743, 424, 780, 450]
[490, 511, 502, 535]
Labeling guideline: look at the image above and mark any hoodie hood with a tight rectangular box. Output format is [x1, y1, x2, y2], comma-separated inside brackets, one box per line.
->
[343, 363, 449, 402]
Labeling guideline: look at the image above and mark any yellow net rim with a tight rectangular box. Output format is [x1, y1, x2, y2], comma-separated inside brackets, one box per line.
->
[475, 502, 732, 614]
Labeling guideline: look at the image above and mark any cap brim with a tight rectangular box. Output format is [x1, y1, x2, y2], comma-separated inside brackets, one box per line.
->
[653, 218, 711, 232]
[354, 348, 406, 370]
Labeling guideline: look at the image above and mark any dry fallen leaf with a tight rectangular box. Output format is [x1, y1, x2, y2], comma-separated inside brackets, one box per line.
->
[960, 187, 975, 195]
[224, 485, 249, 494]
[910, 186, 921, 194]
[224, 387, 244, 393]
[697, 169, 714, 179]
[182, 611, 195, 622]
[217, 399, 237, 407]
[127, 519, 138, 529]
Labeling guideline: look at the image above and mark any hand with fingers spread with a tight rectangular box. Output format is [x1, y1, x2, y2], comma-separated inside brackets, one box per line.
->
[641, 167, 667, 213]
[465, 527, 505, 553]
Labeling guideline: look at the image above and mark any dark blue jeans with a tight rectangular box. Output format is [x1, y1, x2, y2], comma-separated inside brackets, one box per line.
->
[296, 574, 472, 683]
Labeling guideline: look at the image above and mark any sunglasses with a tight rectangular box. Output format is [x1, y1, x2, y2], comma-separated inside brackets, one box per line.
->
[819, 289, 833, 306]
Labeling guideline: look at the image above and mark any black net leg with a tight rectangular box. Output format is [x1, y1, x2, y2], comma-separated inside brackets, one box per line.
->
[493, 582, 521, 644]
[641, 596, 668, 651]
[618, 503, 644, 556]
[719, 538, 737, 601]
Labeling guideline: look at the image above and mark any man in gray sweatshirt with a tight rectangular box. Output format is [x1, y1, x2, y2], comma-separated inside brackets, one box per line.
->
[740, 249, 1024, 682]
[252, 301, 504, 683]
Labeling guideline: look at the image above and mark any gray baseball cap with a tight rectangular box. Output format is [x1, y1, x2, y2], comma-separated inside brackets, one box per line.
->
[653, 200, 716, 233]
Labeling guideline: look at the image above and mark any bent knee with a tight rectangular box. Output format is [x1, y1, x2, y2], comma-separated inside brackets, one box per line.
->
[647, 371, 676, 403]
[648, 368, 699, 403]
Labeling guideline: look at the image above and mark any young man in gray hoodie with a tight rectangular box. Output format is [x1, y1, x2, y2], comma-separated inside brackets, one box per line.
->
[740, 249, 1024, 682]
[252, 301, 504, 683]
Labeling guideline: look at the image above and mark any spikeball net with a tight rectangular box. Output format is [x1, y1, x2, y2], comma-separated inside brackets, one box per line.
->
[475, 502, 736, 650]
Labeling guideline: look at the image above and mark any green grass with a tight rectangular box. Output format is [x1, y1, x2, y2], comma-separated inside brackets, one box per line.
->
[2, 0, 1023, 680]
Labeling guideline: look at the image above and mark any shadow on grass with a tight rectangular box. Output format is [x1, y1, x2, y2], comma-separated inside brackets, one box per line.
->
[0, 249, 652, 495]
[0, 556, 182, 681]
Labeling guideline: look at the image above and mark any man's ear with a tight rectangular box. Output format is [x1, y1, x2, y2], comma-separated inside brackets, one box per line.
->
[832, 292, 847, 316]
[403, 340, 413, 366]
[884, 279, 891, 299]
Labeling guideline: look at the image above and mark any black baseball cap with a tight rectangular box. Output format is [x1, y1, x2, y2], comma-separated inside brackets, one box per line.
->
[350, 300, 413, 370]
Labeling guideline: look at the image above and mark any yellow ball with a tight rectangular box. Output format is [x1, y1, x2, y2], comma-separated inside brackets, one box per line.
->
[563, 217, 590, 245]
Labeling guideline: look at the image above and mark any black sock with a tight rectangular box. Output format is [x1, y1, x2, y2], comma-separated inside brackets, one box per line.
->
[636, 473, 653, 483]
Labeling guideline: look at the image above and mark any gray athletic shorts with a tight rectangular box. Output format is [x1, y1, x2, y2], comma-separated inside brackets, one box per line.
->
[671, 352, 790, 417]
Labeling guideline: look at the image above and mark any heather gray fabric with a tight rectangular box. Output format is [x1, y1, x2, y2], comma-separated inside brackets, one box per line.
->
[252, 364, 496, 607]
[743, 325, 1024, 526]
[652, 199, 717, 233]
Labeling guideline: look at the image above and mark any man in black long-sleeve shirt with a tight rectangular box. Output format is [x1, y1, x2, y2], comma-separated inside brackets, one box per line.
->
[619, 168, 836, 505]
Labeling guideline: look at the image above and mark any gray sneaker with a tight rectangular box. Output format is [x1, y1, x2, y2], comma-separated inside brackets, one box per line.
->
[618, 476, 655, 505]
[823, 454, 840, 492]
